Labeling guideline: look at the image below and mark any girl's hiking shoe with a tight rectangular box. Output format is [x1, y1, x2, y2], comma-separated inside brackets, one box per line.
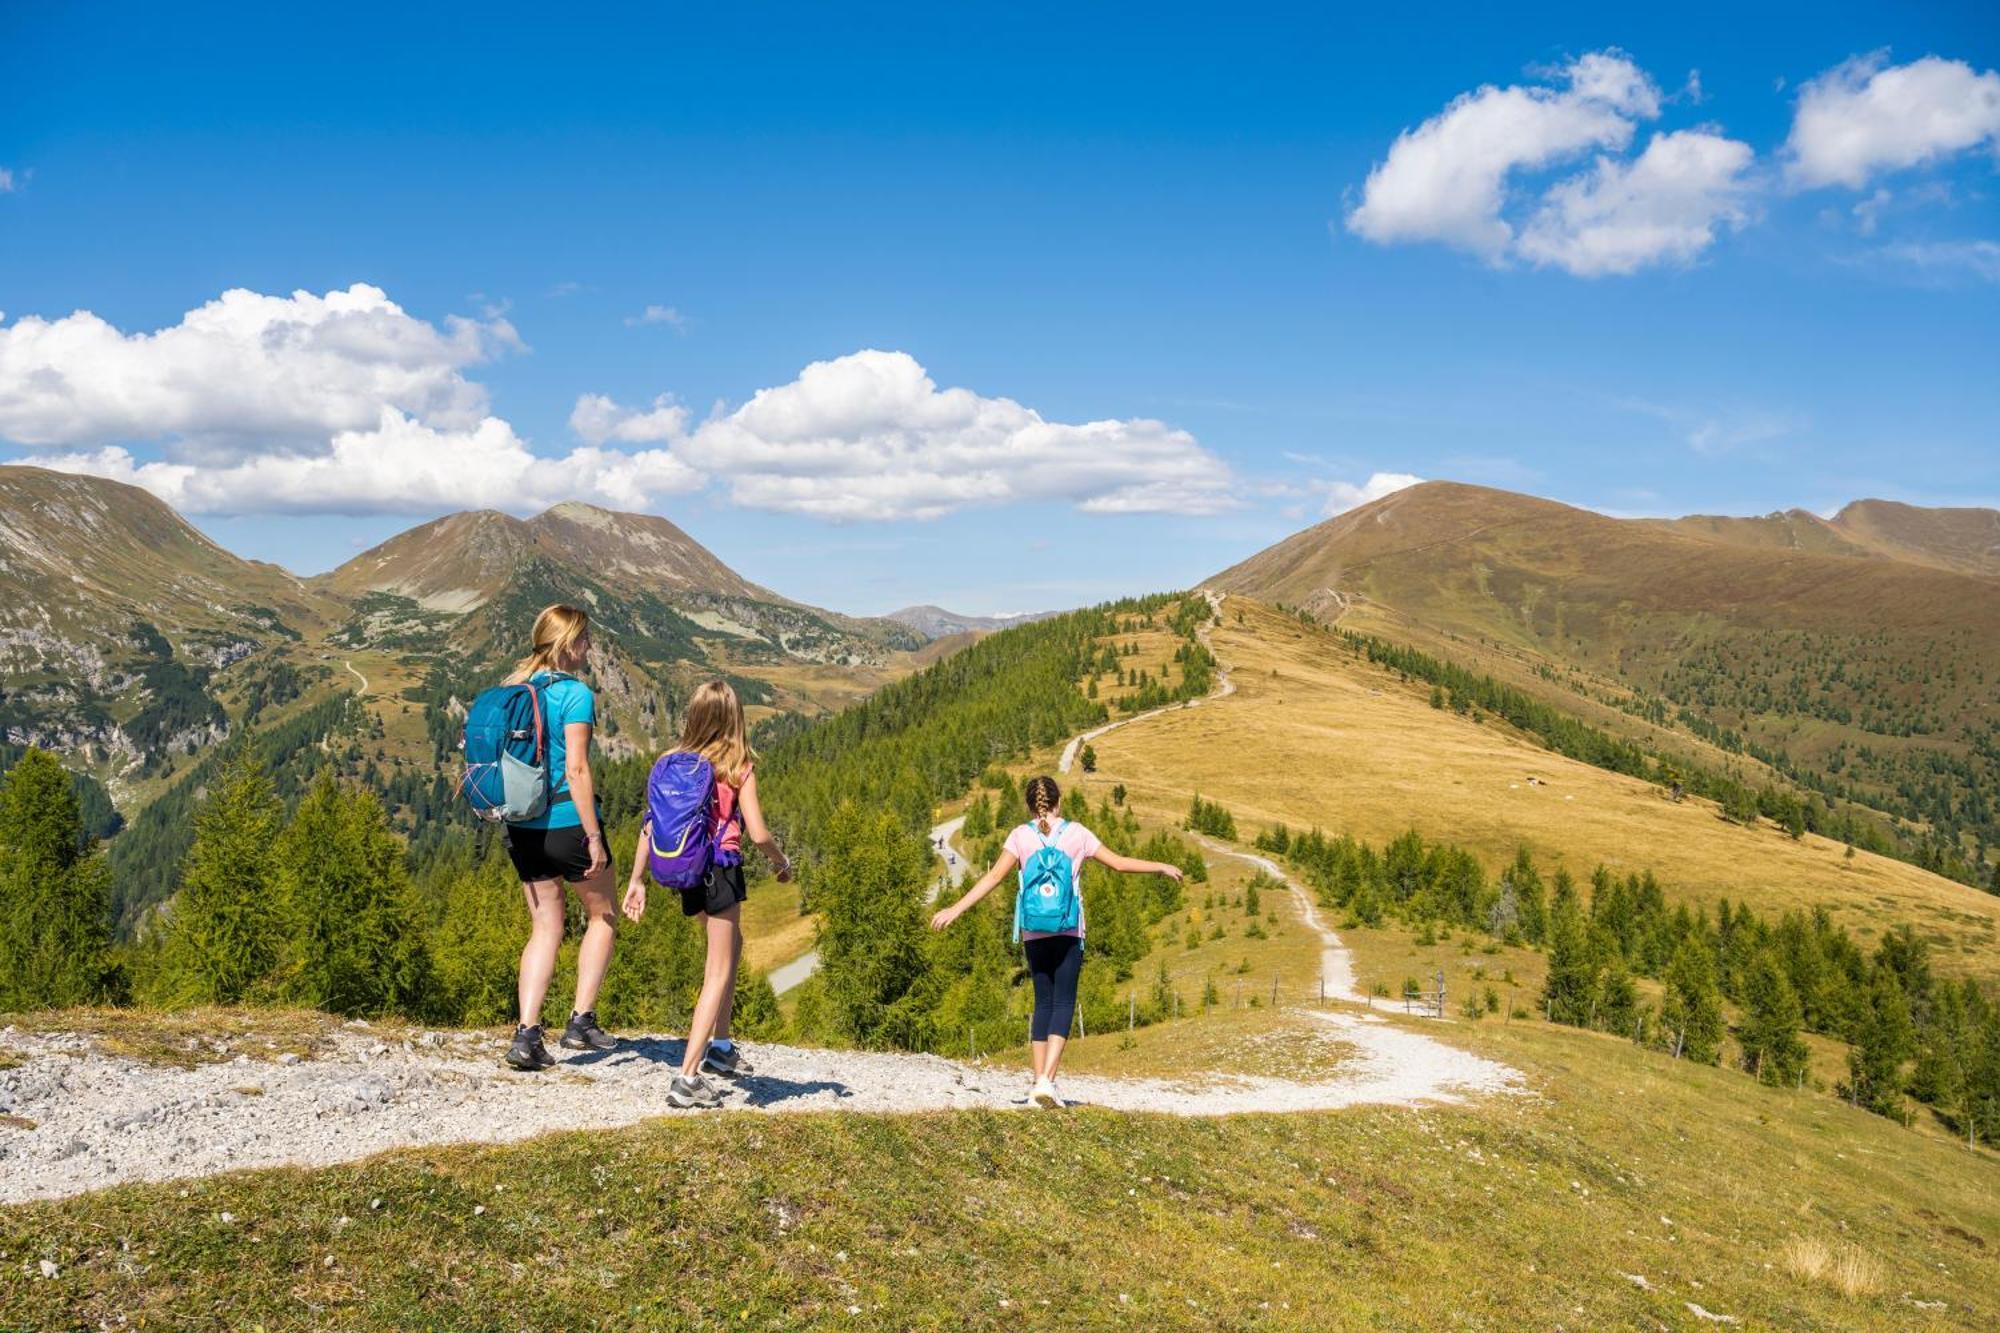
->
[1030, 1078, 1063, 1109]
[505, 1024, 555, 1071]
[559, 1010, 617, 1052]
[702, 1042, 752, 1078]
[667, 1073, 723, 1109]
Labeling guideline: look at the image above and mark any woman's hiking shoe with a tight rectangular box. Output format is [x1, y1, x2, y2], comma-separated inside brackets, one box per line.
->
[505, 1024, 555, 1071]
[1030, 1078, 1063, 1109]
[667, 1073, 723, 1109]
[559, 1010, 617, 1052]
[702, 1042, 752, 1078]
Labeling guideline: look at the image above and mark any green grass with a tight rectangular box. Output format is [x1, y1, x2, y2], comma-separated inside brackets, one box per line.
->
[5, 999, 1996, 1329]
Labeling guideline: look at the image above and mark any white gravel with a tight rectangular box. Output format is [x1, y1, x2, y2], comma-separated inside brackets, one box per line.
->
[0, 853, 1518, 1207]
[0, 1003, 1516, 1205]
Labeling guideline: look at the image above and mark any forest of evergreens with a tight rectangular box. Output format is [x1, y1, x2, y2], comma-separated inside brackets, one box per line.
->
[1255, 817, 2000, 1145]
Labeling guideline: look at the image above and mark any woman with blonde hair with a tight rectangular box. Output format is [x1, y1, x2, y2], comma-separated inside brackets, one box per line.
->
[502, 604, 621, 1071]
[931, 774, 1182, 1108]
[624, 679, 792, 1109]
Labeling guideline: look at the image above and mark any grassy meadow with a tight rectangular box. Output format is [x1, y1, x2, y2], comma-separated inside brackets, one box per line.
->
[1093, 598, 2000, 981]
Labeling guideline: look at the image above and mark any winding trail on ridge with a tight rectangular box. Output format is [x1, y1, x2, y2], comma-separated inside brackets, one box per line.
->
[1058, 590, 1235, 775]
[0, 592, 1519, 1207]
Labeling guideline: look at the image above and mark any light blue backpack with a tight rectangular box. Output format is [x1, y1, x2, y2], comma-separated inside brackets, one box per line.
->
[1014, 819, 1082, 941]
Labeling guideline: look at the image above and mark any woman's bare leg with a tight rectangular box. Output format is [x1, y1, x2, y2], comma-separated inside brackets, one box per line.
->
[680, 904, 742, 1077]
[570, 867, 618, 1013]
[516, 878, 565, 1026]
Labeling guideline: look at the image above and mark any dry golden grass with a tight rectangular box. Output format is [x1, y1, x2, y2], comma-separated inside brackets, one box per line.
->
[1092, 597, 2000, 981]
[1782, 1235, 1885, 1299]
[740, 875, 812, 976]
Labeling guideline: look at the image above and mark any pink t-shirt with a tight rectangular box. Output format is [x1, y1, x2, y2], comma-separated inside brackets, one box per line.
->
[1004, 819, 1102, 939]
[712, 764, 749, 858]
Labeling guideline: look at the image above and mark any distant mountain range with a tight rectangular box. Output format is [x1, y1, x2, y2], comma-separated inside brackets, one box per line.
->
[882, 605, 1059, 640]
[0, 465, 920, 800]
[1208, 480, 2000, 876]
[6, 461, 1996, 900]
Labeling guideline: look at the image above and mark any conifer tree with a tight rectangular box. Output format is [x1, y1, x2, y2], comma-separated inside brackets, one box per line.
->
[269, 775, 430, 1016]
[149, 748, 283, 1007]
[1912, 979, 1975, 1140]
[1845, 968, 1914, 1117]
[1542, 887, 1598, 1027]
[0, 748, 109, 1009]
[1660, 936, 1725, 1063]
[810, 801, 934, 1048]
[1738, 949, 1809, 1087]
[424, 851, 527, 1025]
[1507, 848, 1548, 945]
[1598, 959, 1639, 1037]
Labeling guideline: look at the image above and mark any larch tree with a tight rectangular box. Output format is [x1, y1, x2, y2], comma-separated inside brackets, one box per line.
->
[0, 748, 109, 1009]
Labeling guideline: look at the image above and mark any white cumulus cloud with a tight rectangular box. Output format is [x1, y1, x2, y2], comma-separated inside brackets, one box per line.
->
[1347, 50, 1754, 276]
[569, 392, 690, 445]
[1517, 129, 1754, 276]
[1785, 53, 2000, 190]
[1324, 472, 1424, 516]
[1347, 51, 1659, 260]
[26, 410, 704, 517]
[5, 286, 1230, 522]
[667, 350, 1238, 521]
[0, 284, 518, 455]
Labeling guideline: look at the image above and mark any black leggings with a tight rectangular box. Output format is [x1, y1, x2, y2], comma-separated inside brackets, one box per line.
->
[1025, 935, 1084, 1042]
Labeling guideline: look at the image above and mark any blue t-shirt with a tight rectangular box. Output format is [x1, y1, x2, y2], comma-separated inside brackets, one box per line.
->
[512, 671, 595, 829]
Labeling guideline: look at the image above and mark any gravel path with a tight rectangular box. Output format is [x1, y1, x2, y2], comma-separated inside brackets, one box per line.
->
[0, 1002, 1516, 1206]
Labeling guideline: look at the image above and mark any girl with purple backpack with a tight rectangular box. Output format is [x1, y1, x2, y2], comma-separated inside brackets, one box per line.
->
[623, 679, 793, 1109]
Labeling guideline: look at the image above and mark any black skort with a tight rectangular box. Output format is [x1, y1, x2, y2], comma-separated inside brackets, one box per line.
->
[504, 824, 595, 884]
[680, 860, 747, 917]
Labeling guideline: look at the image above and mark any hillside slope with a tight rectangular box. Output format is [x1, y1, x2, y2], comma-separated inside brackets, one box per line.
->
[1209, 482, 2000, 883]
[0, 466, 341, 780]
[1093, 596, 2000, 980]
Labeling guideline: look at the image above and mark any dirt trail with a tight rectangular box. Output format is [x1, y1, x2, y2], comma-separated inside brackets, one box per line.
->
[1059, 591, 1233, 774]
[342, 660, 370, 695]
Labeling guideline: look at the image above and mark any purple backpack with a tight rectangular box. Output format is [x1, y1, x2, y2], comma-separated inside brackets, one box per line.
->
[645, 751, 718, 888]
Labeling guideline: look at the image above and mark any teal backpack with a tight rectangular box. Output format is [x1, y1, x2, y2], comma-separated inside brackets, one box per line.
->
[1014, 819, 1082, 941]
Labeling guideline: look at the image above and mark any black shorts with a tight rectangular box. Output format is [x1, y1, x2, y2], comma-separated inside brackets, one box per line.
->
[680, 860, 747, 917]
[504, 823, 594, 883]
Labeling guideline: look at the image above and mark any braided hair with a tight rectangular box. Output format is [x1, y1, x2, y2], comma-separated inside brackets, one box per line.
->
[1024, 775, 1061, 835]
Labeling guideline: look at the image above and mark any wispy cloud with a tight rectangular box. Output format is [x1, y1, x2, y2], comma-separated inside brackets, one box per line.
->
[1610, 394, 1804, 457]
[0, 168, 15, 194]
[625, 304, 690, 331]
[1878, 239, 2000, 284]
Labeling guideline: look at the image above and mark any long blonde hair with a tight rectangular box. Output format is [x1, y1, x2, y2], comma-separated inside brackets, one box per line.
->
[675, 679, 754, 786]
[506, 604, 591, 684]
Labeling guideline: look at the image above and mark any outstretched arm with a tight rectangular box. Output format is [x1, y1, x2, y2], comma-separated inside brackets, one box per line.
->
[930, 850, 1019, 930]
[1091, 846, 1185, 880]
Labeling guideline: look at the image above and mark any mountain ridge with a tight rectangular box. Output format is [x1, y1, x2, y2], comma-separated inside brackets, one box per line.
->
[1208, 480, 2000, 888]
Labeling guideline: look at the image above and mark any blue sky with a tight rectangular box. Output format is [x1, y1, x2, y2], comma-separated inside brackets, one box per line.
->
[2, 3, 1996, 615]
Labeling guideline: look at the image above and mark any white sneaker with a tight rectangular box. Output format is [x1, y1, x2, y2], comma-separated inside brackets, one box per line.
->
[1030, 1078, 1062, 1109]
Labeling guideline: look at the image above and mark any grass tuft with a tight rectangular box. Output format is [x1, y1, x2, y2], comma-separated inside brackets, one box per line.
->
[1782, 1235, 1883, 1300]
